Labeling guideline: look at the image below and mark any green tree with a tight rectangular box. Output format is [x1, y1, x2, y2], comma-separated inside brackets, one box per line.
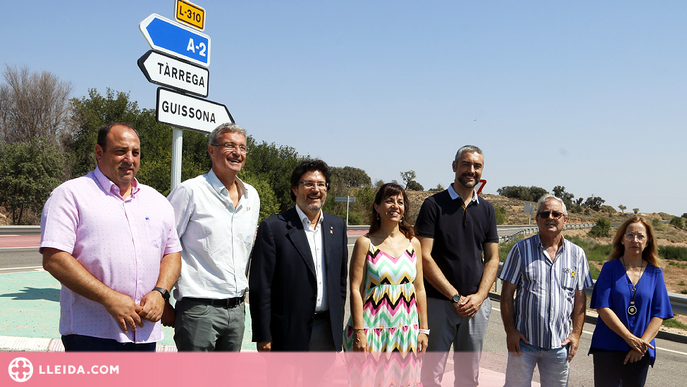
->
[618, 204, 627, 213]
[241, 171, 279, 223]
[405, 180, 424, 191]
[669, 216, 684, 230]
[0, 137, 63, 224]
[553, 186, 575, 209]
[633, 208, 639, 215]
[588, 218, 611, 238]
[529, 186, 548, 202]
[400, 170, 417, 189]
[65, 88, 211, 195]
[66, 88, 144, 178]
[429, 183, 445, 192]
[243, 138, 303, 213]
[583, 195, 605, 211]
[497, 185, 533, 201]
[330, 166, 371, 189]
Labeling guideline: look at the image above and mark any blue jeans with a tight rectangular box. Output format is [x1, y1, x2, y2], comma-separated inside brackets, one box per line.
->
[505, 341, 569, 387]
[62, 334, 156, 352]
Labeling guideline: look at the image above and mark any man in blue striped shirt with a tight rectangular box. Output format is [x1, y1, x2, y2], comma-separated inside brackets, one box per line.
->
[499, 194, 593, 387]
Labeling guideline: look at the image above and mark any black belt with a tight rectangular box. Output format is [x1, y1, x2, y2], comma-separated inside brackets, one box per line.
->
[313, 310, 329, 320]
[185, 296, 243, 308]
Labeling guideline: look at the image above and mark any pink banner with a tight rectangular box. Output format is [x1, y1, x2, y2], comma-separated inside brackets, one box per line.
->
[3, 352, 352, 386]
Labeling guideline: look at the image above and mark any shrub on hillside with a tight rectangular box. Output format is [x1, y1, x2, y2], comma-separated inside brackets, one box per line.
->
[669, 216, 684, 230]
[659, 245, 687, 262]
[495, 205, 506, 225]
[588, 218, 611, 238]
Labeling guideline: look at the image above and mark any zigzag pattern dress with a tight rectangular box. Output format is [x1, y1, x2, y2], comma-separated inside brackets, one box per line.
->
[344, 239, 421, 386]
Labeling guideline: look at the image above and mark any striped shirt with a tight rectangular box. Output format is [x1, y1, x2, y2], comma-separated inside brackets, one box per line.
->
[499, 234, 593, 348]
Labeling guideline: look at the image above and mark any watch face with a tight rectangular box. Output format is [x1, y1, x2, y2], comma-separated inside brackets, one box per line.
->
[452, 294, 461, 303]
[155, 287, 170, 301]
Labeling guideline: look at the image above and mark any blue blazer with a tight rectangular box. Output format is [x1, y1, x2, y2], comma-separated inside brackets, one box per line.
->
[249, 207, 348, 351]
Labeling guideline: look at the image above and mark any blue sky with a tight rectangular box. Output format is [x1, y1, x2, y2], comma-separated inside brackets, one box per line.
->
[3, 1, 686, 217]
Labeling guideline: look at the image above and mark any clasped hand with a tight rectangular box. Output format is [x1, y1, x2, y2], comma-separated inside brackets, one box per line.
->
[105, 290, 166, 333]
[625, 335, 654, 356]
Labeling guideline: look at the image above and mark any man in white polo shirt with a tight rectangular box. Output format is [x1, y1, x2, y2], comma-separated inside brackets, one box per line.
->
[166, 122, 260, 351]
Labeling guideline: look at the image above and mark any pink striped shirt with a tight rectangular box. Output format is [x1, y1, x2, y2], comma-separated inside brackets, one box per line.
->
[40, 167, 181, 343]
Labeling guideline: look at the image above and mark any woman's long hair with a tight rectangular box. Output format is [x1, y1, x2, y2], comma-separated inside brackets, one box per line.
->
[609, 216, 661, 267]
[368, 183, 414, 239]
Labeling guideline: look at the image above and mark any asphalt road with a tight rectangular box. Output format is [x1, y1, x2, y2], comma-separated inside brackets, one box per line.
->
[484, 300, 687, 387]
[0, 248, 42, 273]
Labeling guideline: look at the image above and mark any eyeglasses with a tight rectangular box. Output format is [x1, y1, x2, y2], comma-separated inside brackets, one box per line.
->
[537, 211, 564, 219]
[297, 181, 329, 189]
[624, 233, 646, 242]
[211, 142, 248, 154]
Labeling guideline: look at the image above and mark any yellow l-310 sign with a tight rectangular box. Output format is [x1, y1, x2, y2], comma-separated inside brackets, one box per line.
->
[176, 0, 205, 31]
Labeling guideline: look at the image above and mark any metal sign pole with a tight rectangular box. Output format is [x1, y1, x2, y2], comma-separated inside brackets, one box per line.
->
[346, 196, 350, 226]
[171, 128, 183, 190]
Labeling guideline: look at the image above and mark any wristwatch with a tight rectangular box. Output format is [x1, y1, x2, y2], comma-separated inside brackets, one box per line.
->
[154, 287, 170, 302]
[451, 294, 461, 303]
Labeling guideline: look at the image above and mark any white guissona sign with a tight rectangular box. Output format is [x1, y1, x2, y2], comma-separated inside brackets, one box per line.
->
[156, 88, 233, 133]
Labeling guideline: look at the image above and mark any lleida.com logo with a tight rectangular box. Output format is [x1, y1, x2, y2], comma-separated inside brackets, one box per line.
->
[8, 357, 33, 383]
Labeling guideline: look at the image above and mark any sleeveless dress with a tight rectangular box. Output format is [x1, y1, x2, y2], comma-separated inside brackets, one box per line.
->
[344, 239, 421, 386]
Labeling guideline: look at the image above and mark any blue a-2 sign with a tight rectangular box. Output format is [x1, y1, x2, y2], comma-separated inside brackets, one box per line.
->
[139, 13, 211, 67]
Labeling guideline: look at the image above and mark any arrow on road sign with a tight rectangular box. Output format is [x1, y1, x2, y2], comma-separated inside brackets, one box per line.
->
[139, 13, 211, 67]
[156, 88, 233, 133]
[138, 50, 209, 97]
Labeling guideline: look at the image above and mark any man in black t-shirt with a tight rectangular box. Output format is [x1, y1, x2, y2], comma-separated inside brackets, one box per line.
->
[416, 145, 499, 387]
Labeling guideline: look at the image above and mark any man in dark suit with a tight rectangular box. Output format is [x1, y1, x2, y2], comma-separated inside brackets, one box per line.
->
[249, 159, 348, 351]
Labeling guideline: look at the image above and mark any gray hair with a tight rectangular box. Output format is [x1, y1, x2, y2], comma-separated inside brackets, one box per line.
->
[208, 123, 247, 145]
[536, 194, 568, 216]
[455, 145, 484, 162]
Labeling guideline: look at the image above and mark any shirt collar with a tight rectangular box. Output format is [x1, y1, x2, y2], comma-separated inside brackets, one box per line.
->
[295, 204, 324, 228]
[536, 233, 568, 252]
[94, 166, 139, 198]
[448, 183, 479, 204]
[207, 168, 247, 198]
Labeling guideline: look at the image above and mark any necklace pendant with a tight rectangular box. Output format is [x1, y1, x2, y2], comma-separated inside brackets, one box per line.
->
[627, 301, 638, 316]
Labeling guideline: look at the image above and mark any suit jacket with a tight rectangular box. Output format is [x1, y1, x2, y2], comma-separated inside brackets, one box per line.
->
[249, 207, 348, 351]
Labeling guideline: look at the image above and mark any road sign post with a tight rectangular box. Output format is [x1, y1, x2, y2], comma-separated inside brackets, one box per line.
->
[335, 196, 357, 226]
[139, 6, 223, 191]
[524, 203, 535, 225]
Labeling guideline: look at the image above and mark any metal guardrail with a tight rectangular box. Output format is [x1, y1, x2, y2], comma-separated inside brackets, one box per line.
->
[0, 225, 41, 235]
[498, 223, 594, 244]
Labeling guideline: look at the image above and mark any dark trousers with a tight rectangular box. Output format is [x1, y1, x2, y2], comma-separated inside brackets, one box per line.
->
[592, 350, 651, 387]
[62, 334, 156, 352]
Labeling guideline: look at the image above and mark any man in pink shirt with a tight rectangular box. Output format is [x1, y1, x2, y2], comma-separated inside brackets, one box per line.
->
[40, 122, 181, 351]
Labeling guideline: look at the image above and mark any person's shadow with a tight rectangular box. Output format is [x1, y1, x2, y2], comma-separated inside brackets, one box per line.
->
[0, 287, 60, 302]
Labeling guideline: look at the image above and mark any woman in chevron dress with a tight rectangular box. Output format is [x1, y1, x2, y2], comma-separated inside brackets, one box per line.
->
[345, 183, 428, 386]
